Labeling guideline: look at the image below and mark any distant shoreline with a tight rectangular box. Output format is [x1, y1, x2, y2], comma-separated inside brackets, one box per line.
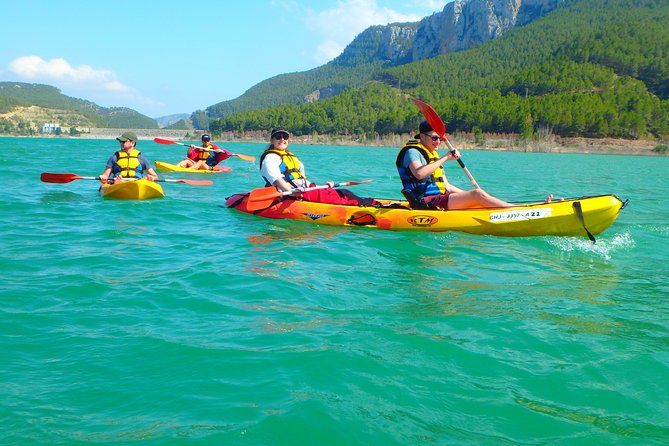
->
[3, 132, 666, 156]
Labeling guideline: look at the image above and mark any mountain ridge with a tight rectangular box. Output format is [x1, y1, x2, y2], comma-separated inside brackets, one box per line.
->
[203, 0, 565, 120]
[0, 82, 158, 134]
[207, 0, 668, 139]
[1, 0, 667, 141]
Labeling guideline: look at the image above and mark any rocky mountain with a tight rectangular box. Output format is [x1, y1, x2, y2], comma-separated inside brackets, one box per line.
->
[155, 113, 190, 128]
[208, 0, 668, 139]
[334, 0, 564, 66]
[204, 0, 565, 120]
[411, 0, 564, 61]
[331, 23, 419, 67]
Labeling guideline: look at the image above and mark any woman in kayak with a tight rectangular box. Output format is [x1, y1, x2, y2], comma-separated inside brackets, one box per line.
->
[99, 131, 159, 183]
[260, 128, 377, 206]
[397, 121, 557, 209]
[177, 134, 232, 170]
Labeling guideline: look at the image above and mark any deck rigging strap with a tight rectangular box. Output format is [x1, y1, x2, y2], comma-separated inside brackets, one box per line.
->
[573, 201, 596, 243]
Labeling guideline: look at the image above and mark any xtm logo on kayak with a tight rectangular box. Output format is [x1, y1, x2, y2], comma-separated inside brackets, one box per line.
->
[303, 213, 328, 221]
[408, 215, 438, 227]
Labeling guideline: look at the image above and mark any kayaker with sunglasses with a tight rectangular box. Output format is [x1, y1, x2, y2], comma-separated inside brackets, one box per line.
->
[260, 128, 378, 206]
[99, 131, 159, 183]
[396, 120, 515, 210]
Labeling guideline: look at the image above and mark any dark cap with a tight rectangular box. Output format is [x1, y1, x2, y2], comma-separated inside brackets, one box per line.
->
[271, 128, 290, 139]
[414, 120, 435, 138]
[116, 131, 138, 142]
[201, 134, 211, 141]
[419, 120, 433, 134]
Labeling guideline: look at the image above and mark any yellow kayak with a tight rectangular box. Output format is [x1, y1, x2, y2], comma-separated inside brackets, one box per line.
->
[100, 179, 165, 200]
[226, 193, 626, 240]
[154, 160, 232, 173]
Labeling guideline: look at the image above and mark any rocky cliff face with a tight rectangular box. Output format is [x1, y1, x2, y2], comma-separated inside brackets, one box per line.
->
[332, 23, 418, 66]
[335, 0, 564, 66]
[412, 0, 564, 61]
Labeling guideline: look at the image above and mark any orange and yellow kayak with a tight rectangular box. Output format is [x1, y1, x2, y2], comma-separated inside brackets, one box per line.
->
[100, 179, 165, 200]
[225, 193, 626, 239]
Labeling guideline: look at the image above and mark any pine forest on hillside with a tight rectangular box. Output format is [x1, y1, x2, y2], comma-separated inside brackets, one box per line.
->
[209, 0, 669, 140]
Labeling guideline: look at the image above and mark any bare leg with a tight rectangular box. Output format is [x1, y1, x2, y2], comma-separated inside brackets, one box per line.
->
[190, 161, 210, 170]
[447, 189, 513, 209]
[177, 158, 196, 168]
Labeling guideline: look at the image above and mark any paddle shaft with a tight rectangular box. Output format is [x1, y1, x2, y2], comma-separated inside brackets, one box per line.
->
[275, 181, 362, 199]
[249, 180, 372, 202]
[40, 172, 211, 186]
[153, 138, 255, 162]
[444, 138, 479, 189]
[246, 180, 372, 211]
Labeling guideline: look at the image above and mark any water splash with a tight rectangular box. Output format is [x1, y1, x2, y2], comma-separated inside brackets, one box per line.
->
[547, 231, 635, 260]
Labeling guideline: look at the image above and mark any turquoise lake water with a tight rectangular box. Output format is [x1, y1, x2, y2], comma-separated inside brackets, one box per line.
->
[1, 136, 668, 445]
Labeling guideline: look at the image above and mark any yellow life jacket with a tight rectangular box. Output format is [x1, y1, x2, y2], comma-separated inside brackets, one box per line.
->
[114, 149, 143, 178]
[395, 140, 447, 195]
[259, 147, 308, 186]
[196, 143, 212, 161]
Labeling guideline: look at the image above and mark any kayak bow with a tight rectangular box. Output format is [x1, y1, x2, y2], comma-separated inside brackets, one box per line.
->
[100, 179, 165, 200]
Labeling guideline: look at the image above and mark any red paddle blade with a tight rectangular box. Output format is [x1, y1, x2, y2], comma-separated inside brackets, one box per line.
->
[246, 187, 282, 211]
[153, 137, 178, 145]
[246, 198, 277, 212]
[172, 179, 213, 186]
[40, 172, 84, 183]
[412, 98, 447, 140]
[234, 153, 256, 162]
[339, 179, 372, 187]
[248, 187, 281, 203]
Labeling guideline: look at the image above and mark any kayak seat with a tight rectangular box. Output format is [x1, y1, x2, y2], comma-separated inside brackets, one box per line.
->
[401, 189, 434, 210]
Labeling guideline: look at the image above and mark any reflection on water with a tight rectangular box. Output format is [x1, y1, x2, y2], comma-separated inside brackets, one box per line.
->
[40, 191, 89, 203]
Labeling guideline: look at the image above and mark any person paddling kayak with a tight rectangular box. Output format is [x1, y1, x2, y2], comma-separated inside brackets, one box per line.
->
[397, 121, 557, 209]
[259, 127, 378, 206]
[99, 131, 159, 183]
[176, 134, 232, 171]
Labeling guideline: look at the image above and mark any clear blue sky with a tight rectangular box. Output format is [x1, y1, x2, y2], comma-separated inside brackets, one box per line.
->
[0, 0, 446, 118]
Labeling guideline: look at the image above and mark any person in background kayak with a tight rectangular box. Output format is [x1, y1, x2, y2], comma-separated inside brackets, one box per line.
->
[260, 128, 378, 206]
[99, 131, 159, 183]
[176, 134, 232, 171]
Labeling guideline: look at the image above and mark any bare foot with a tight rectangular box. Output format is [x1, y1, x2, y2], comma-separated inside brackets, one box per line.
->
[545, 194, 565, 203]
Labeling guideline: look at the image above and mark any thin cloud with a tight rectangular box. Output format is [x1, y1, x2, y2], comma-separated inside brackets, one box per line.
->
[9, 56, 131, 93]
[6, 55, 164, 114]
[306, 0, 424, 63]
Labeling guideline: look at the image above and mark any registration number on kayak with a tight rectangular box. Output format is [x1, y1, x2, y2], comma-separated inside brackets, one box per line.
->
[489, 208, 552, 222]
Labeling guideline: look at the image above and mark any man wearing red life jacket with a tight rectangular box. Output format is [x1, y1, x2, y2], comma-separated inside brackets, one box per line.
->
[176, 134, 232, 171]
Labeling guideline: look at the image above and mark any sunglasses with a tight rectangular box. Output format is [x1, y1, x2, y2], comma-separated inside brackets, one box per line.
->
[422, 133, 441, 141]
[273, 133, 289, 140]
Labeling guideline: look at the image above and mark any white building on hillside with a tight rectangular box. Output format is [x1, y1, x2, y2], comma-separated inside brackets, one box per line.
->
[42, 123, 61, 133]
